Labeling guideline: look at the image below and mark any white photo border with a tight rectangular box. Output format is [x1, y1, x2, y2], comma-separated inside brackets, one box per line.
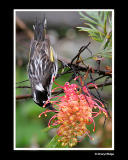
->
[14, 9, 114, 151]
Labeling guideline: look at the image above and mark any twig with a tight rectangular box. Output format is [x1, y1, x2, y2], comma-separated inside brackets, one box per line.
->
[88, 81, 112, 89]
[70, 42, 91, 65]
[16, 81, 112, 100]
[57, 55, 112, 77]
[16, 86, 31, 88]
[16, 17, 112, 103]
[16, 94, 32, 100]
[16, 17, 112, 78]
[87, 75, 105, 84]
[16, 79, 29, 84]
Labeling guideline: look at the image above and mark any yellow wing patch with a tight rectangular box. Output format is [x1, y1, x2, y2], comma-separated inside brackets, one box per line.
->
[50, 46, 54, 62]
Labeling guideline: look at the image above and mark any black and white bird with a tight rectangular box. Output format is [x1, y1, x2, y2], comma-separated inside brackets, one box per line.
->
[27, 18, 58, 110]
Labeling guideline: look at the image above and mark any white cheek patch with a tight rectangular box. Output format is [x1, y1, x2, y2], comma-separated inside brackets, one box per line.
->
[35, 83, 44, 91]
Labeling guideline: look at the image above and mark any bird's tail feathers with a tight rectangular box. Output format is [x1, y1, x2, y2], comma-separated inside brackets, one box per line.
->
[33, 17, 47, 41]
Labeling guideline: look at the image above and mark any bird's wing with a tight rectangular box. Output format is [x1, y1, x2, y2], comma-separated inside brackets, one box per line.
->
[28, 40, 55, 92]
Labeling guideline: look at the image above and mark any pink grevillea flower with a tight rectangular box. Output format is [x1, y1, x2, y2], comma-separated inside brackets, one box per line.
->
[39, 78, 108, 147]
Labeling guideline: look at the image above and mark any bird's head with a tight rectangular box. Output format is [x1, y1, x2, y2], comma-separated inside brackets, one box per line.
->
[32, 89, 48, 106]
[32, 89, 55, 110]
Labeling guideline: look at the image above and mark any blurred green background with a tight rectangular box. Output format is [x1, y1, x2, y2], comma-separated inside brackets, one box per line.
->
[15, 11, 112, 148]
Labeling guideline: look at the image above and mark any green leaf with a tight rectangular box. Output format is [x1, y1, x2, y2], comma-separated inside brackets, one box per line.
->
[41, 127, 51, 133]
[79, 11, 98, 25]
[85, 11, 99, 20]
[93, 48, 112, 59]
[77, 26, 103, 42]
[41, 124, 61, 133]
[84, 23, 105, 36]
[47, 134, 69, 148]
[78, 11, 112, 55]
[108, 14, 112, 28]
[77, 27, 93, 32]
[83, 47, 112, 61]
[86, 11, 105, 28]
[96, 48, 112, 55]
[46, 135, 61, 148]
[46, 135, 59, 148]
[95, 54, 112, 59]
[103, 11, 109, 34]
[99, 11, 104, 21]
[91, 36, 103, 42]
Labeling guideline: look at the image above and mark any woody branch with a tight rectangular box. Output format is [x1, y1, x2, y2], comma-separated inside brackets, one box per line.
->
[16, 16, 112, 100]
